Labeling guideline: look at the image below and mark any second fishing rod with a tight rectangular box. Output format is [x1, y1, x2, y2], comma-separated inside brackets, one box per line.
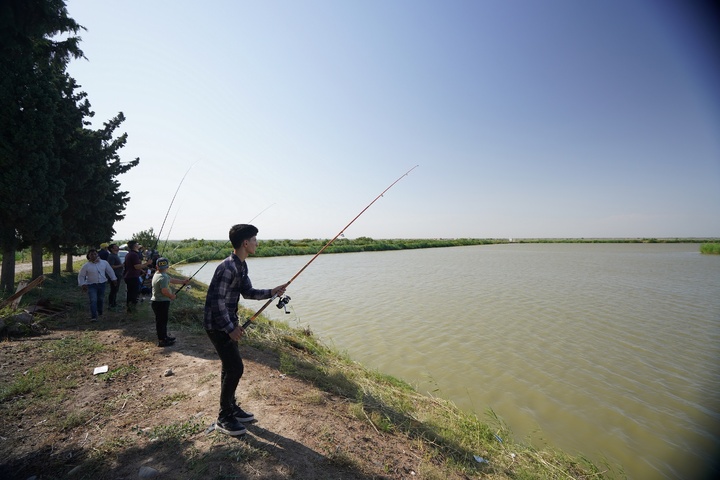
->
[241, 165, 418, 329]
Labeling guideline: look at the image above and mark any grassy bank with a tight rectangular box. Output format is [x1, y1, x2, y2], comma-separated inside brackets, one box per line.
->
[0, 267, 623, 479]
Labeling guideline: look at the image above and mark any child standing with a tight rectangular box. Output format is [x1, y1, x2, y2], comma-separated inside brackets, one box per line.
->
[151, 257, 189, 347]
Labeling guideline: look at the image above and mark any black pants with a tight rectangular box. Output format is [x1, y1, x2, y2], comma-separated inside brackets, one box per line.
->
[151, 301, 170, 341]
[206, 329, 244, 418]
[108, 280, 120, 307]
[125, 277, 140, 311]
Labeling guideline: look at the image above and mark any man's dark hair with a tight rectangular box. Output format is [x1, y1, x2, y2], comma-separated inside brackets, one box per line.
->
[128, 240, 138, 249]
[108, 243, 118, 250]
[229, 224, 259, 249]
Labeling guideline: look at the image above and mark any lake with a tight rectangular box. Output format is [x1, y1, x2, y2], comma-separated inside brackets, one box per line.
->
[179, 243, 720, 479]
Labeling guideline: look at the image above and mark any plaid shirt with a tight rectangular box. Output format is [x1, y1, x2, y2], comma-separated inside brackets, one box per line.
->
[203, 253, 271, 333]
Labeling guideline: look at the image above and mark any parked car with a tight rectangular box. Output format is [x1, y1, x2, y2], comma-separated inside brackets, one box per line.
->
[118, 250, 128, 263]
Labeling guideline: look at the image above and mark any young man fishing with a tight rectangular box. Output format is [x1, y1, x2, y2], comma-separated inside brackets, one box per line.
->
[204, 224, 288, 436]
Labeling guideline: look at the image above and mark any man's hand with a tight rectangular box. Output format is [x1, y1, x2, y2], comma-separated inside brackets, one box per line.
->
[271, 282, 289, 297]
[229, 325, 245, 341]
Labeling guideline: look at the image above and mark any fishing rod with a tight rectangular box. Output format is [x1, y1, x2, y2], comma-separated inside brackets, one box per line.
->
[160, 201, 183, 257]
[173, 203, 277, 296]
[241, 165, 418, 329]
[150, 162, 195, 254]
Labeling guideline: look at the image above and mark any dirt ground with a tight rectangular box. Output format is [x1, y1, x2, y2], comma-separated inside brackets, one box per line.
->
[0, 297, 466, 480]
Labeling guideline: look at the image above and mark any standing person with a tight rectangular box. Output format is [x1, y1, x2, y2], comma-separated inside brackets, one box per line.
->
[151, 257, 189, 347]
[124, 240, 152, 313]
[78, 249, 117, 322]
[204, 224, 288, 436]
[98, 243, 110, 261]
[106, 244, 124, 310]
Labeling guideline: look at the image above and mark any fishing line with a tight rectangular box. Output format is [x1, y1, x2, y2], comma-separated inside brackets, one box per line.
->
[173, 203, 277, 296]
[248, 203, 277, 223]
[167, 203, 276, 271]
[241, 165, 418, 329]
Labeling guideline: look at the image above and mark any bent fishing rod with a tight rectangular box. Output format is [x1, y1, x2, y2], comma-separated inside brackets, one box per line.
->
[241, 165, 418, 329]
[172, 203, 277, 296]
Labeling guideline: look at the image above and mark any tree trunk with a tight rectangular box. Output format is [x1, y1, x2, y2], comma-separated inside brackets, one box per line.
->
[52, 250, 62, 276]
[31, 244, 44, 280]
[65, 252, 74, 272]
[1, 247, 16, 293]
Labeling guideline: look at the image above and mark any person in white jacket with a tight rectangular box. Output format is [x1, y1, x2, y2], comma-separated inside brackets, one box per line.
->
[78, 248, 118, 322]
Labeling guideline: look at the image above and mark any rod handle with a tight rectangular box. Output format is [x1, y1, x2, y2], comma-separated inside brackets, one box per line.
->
[241, 295, 276, 329]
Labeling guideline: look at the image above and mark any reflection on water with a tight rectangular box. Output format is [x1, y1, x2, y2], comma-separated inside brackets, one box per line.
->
[180, 243, 720, 479]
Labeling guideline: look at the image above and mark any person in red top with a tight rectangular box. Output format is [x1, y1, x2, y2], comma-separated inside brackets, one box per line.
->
[123, 240, 152, 313]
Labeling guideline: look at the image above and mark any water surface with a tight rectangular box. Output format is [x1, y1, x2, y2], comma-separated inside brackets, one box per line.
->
[180, 243, 720, 479]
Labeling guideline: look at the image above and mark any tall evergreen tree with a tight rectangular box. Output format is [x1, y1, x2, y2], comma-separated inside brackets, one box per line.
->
[0, 0, 84, 291]
[0, 1, 140, 291]
[49, 109, 139, 275]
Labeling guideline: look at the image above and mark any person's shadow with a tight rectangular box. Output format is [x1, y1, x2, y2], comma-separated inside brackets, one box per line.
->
[212, 422, 390, 480]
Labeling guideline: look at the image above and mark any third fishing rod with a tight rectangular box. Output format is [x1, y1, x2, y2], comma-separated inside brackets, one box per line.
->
[150, 162, 196, 255]
[241, 165, 419, 329]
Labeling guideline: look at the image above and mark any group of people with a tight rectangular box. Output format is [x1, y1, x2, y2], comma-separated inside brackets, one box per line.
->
[77, 224, 288, 437]
[78, 240, 189, 347]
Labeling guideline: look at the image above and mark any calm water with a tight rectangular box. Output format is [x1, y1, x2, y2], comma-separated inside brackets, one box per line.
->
[179, 243, 720, 479]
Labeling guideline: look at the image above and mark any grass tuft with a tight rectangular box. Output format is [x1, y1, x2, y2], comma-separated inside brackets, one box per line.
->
[700, 243, 720, 254]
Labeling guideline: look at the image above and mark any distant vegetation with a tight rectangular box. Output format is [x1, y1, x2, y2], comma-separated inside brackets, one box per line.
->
[5, 237, 720, 265]
[152, 237, 720, 266]
[154, 237, 500, 266]
[700, 243, 720, 254]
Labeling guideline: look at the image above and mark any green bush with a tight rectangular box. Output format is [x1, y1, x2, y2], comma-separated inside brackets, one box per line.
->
[700, 243, 720, 254]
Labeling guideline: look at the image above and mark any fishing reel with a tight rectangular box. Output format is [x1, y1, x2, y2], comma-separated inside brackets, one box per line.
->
[276, 295, 291, 314]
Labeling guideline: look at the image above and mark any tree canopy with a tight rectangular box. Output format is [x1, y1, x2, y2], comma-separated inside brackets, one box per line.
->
[0, 0, 139, 292]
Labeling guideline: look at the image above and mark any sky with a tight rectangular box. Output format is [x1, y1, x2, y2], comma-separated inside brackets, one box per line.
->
[63, 0, 720, 241]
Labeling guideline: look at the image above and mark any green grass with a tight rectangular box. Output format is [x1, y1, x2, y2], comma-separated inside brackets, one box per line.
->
[700, 243, 720, 254]
[139, 418, 205, 442]
[0, 332, 105, 403]
[98, 364, 139, 382]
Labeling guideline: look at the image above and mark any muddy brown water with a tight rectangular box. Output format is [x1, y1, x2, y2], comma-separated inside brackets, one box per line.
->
[181, 243, 720, 479]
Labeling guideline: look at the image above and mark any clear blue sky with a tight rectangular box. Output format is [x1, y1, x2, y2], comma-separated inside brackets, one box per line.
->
[64, 0, 720, 240]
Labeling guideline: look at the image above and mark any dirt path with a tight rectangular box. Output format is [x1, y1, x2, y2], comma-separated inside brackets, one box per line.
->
[2, 261, 54, 275]
[0, 303, 460, 480]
